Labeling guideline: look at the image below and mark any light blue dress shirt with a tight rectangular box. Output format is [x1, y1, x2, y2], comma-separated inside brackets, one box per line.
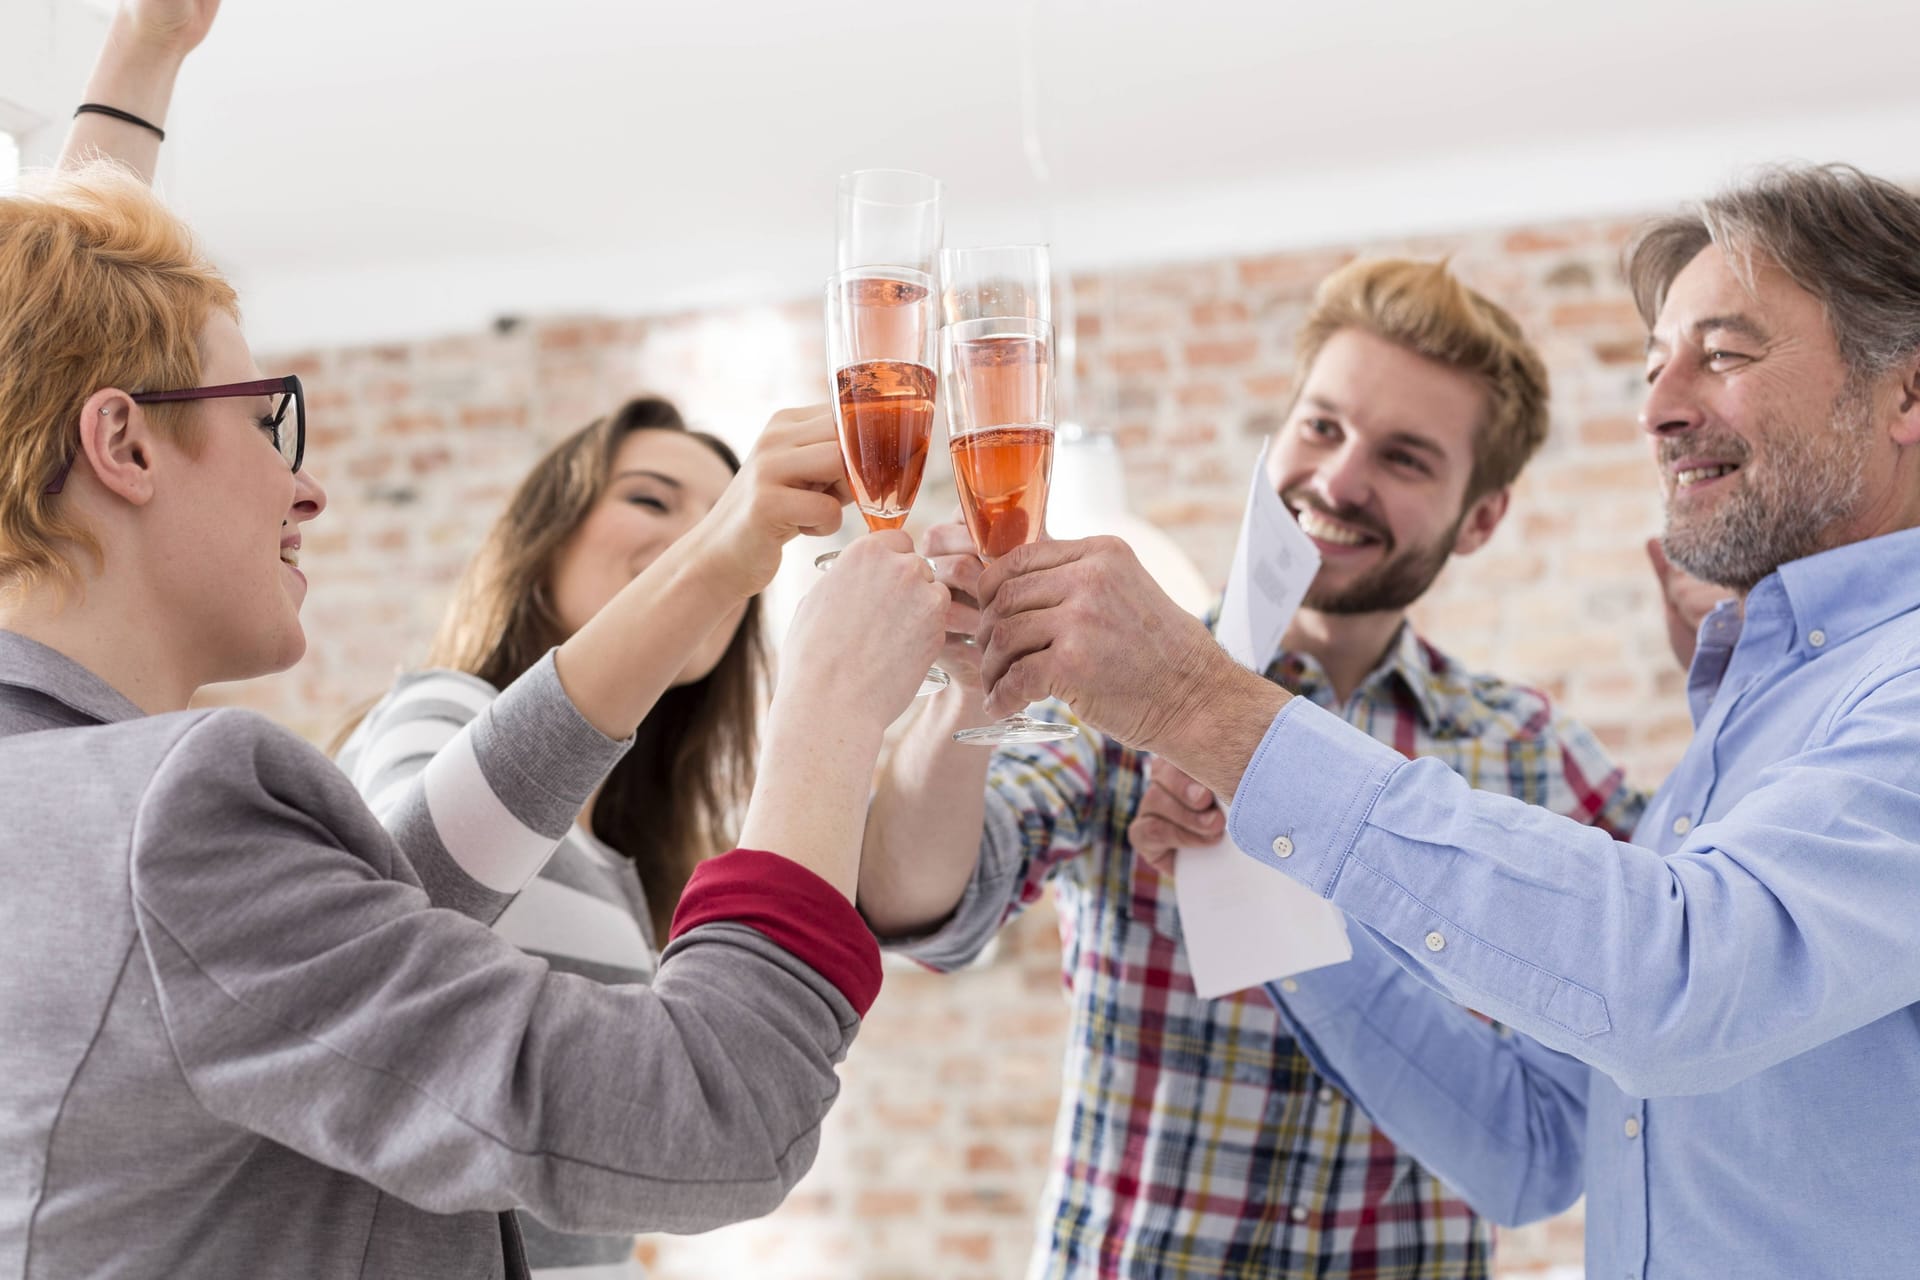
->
[1235, 526, 1920, 1280]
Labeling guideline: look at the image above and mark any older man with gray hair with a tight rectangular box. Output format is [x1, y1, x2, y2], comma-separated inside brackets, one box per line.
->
[970, 162, 1920, 1279]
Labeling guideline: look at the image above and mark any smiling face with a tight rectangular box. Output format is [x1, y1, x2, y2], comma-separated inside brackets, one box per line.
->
[547, 428, 742, 683]
[149, 312, 327, 682]
[1266, 327, 1507, 615]
[1642, 244, 1883, 590]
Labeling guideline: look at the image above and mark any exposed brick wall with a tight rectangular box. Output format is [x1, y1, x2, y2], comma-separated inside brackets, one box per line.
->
[211, 207, 1704, 1277]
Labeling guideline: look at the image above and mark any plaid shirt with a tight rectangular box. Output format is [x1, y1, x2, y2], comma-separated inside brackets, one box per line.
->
[895, 622, 1644, 1280]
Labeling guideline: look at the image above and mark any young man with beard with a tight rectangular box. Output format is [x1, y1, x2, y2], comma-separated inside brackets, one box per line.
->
[975, 165, 1920, 1278]
[857, 258, 1644, 1279]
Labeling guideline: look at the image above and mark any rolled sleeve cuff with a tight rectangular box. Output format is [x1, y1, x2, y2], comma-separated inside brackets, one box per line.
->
[1227, 697, 1406, 897]
[671, 849, 884, 1017]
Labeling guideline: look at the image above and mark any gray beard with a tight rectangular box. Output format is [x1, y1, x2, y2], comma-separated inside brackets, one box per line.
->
[1661, 388, 1874, 591]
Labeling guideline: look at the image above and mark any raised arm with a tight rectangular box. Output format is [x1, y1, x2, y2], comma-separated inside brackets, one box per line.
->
[857, 519, 999, 936]
[61, 0, 220, 183]
[339, 406, 852, 911]
[738, 530, 950, 900]
[974, 536, 1920, 1097]
[1211, 666, 1920, 1098]
[136, 542, 942, 1232]
[555, 405, 850, 741]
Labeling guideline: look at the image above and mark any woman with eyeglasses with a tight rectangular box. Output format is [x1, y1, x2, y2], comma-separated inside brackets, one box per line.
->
[0, 7, 947, 1278]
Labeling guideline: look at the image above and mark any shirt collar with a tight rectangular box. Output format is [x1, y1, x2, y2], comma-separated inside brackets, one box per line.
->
[1767, 524, 1920, 655]
[1379, 622, 1482, 736]
[1265, 621, 1475, 737]
[0, 630, 146, 728]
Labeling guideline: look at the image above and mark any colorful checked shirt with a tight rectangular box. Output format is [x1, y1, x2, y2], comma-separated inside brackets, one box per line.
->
[889, 621, 1645, 1280]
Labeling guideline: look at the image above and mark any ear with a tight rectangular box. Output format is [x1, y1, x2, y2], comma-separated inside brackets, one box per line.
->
[1450, 486, 1511, 558]
[75, 389, 159, 506]
[1887, 354, 1920, 449]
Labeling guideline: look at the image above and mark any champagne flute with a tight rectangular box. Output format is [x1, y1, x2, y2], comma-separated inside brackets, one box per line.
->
[824, 265, 949, 696]
[942, 312, 1077, 746]
[817, 169, 945, 571]
[817, 170, 949, 696]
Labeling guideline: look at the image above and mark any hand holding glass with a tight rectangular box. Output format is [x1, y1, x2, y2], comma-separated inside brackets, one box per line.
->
[821, 265, 949, 696]
[943, 314, 1077, 746]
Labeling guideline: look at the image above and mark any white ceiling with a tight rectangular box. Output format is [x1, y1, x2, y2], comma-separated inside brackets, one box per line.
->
[128, 0, 1920, 352]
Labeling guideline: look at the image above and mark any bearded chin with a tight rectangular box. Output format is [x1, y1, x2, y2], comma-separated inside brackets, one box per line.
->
[1661, 397, 1875, 591]
[1304, 535, 1456, 614]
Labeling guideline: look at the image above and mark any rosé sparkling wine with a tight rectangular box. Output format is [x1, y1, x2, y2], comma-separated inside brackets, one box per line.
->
[834, 359, 935, 531]
[845, 274, 932, 356]
[947, 328, 1053, 559]
[951, 425, 1053, 561]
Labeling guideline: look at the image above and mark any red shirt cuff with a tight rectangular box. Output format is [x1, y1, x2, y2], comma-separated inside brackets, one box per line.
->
[668, 849, 883, 1017]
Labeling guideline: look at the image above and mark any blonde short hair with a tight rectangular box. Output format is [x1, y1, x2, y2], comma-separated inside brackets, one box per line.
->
[0, 162, 237, 592]
[1294, 258, 1550, 499]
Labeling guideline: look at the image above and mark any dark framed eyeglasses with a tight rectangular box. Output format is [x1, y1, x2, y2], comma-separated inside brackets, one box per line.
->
[44, 375, 307, 495]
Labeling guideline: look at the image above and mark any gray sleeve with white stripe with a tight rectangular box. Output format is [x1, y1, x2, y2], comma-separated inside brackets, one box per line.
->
[336, 653, 633, 925]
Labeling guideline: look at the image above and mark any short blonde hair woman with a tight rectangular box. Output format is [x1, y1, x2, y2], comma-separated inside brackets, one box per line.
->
[0, 10, 946, 1276]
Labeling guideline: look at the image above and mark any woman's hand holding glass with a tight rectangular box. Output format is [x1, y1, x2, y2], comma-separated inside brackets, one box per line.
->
[777, 531, 951, 733]
[685, 405, 853, 601]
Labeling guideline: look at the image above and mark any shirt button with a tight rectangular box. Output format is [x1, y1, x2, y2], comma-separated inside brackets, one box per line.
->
[1624, 1116, 1642, 1139]
[1289, 1205, 1309, 1224]
[1317, 1087, 1335, 1104]
[1671, 815, 1692, 836]
[1278, 978, 1299, 994]
[1424, 931, 1447, 953]
[1809, 629, 1827, 648]
[1271, 835, 1294, 859]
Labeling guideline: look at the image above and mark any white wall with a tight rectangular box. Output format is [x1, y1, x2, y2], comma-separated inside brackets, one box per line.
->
[0, 0, 109, 165]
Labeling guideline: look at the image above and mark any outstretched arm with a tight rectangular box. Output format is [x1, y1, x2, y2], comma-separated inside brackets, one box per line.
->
[340, 407, 853, 909]
[61, 0, 221, 183]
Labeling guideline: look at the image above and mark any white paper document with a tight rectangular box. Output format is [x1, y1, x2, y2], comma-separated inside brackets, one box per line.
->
[1173, 444, 1354, 998]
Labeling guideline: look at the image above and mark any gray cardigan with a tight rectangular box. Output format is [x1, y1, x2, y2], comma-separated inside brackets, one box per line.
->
[0, 631, 861, 1278]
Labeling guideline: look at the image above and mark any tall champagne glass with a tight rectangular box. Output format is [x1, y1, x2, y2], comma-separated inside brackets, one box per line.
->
[942, 313, 1077, 746]
[817, 170, 949, 694]
[818, 168, 945, 569]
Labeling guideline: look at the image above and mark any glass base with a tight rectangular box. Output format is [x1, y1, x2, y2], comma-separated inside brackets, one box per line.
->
[952, 712, 1078, 746]
[813, 549, 842, 570]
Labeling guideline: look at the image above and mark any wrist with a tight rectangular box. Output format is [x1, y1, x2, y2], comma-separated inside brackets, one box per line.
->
[106, 9, 198, 66]
[80, 38, 186, 129]
[659, 527, 751, 615]
[680, 515, 766, 603]
[1149, 650, 1289, 799]
[766, 680, 890, 758]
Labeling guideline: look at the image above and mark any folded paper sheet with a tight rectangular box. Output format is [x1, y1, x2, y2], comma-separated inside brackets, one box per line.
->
[1173, 444, 1353, 997]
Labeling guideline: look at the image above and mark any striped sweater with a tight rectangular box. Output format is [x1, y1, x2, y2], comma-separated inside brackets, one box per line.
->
[338, 656, 659, 1280]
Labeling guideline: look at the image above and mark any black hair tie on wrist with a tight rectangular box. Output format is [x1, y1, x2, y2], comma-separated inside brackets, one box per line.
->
[73, 103, 165, 142]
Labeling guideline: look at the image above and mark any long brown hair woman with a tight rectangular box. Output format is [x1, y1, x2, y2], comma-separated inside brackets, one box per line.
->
[432, 395, 762, 942]
[338, 395, 810, 1277]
